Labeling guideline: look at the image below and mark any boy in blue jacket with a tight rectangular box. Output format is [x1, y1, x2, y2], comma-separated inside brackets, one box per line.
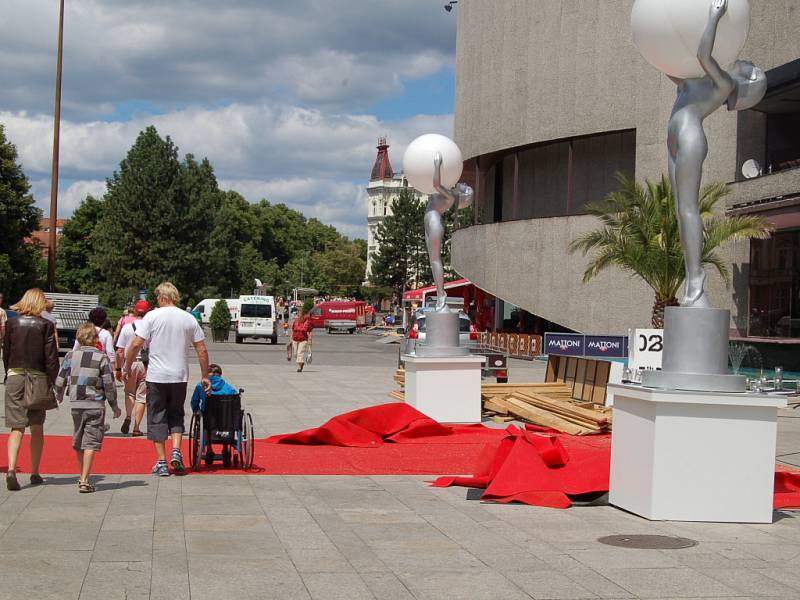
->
[190, 363, 238, 413]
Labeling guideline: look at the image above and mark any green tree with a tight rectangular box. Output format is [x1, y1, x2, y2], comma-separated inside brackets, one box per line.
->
[55, 194, 105, 293]
[209, 298, 231, 342]
[0, 124, 42, 301]
[369, 188, 427, 295]
[90, 126, 221, 306]
[569, 174, 772, 327]
[208, 190, 259, 295]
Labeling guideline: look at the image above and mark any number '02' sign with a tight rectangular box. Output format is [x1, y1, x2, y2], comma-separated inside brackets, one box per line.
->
[628, 328, 664, 371]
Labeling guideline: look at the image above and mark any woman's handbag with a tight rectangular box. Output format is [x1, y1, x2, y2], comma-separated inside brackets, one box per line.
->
[286, 340, 293, 362]
[23, 371, 58, 411]
[306, 340, 313, 364]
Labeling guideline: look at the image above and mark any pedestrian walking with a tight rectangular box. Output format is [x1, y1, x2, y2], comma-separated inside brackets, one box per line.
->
[2, 288, 59, 491]
[113, 308, 135, 344]
[54, 322, 121, 493]
[41, 298, 60, 350]
[290, 307, 313, 373]
[115, 300, 151, 436]
[123, 282, 210, 476]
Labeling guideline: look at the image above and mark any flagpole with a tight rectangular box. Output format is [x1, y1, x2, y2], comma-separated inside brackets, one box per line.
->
[47, 0, 65, 291]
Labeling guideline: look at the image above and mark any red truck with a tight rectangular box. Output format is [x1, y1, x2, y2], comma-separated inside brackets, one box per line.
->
[309, 301, 367, 334]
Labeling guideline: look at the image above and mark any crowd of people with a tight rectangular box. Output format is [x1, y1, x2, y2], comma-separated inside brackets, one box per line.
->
[0, 282, 222, 491]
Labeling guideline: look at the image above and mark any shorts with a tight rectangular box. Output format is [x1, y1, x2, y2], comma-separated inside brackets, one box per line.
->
[292, 340, 308, 364]
[72, 408, 105, 451]
[146, 381, 188, 442]
[124, 361, 147, 404]
[4, 374, 46, 429]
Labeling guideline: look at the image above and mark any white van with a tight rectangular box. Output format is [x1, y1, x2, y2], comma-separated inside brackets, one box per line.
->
[236, 295, 277, 344]
[193, 299, 240, 324]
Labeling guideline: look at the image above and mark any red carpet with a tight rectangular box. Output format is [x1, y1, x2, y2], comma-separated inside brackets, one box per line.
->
[2, 401, 799, 511]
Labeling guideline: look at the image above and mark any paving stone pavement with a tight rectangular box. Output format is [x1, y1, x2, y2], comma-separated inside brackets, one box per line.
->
[1, 333, 798, 599]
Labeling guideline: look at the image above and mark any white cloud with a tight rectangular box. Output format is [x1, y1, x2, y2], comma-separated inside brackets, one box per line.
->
[3, 105, 452, 239]
[30, 179, 107, 217]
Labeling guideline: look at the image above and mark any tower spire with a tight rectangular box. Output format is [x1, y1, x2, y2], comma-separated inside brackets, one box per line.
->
[370, 136, 394, 181]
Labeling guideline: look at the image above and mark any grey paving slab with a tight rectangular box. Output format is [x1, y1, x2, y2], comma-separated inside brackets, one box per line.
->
[0, 550, 91, 600]
[396, 568, 532, 600]
[187, 556, 310, 600]
[599, 568, 740, 598]
[302, 572, 375, 600]
[79, 561, 151, 600]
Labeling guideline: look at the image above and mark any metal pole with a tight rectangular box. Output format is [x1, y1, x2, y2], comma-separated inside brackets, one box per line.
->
[47, 0, 65, 291]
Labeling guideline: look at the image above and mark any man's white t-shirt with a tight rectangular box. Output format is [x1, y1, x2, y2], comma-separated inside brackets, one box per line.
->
[74, 326, 115, 368]
[133, 306, 204, 383]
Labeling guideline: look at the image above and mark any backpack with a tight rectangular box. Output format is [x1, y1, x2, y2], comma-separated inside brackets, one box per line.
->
[131, 322, 149, 366]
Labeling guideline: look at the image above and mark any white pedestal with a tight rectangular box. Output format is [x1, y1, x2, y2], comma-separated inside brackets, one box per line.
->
[609, 384, 786, 523]
[403, 354, 485, 424]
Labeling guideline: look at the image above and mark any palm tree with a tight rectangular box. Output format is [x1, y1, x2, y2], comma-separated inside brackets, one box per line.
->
[569, 174, 772, 328]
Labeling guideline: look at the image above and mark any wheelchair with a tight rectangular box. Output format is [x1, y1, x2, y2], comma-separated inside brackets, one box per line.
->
[189, 389, 254, 469]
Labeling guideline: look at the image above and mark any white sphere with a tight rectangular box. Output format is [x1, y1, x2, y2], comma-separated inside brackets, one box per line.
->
[402, 134, 463, 195]
[631, 0, 750, 79]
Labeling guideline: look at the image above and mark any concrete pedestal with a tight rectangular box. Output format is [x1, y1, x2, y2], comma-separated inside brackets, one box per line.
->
[403, 354, 485, 423]
[608, 384, 786, 523]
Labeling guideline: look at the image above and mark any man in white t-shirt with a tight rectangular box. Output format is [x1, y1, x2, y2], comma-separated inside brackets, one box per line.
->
[124, 282, 210, 476]
[115, 299, 151, 437]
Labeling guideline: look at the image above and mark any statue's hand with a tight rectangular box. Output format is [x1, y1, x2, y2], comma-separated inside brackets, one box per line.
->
[433, 152, 443, 169]
[456, 183, 474, 208]
[710, 0, 727, 18]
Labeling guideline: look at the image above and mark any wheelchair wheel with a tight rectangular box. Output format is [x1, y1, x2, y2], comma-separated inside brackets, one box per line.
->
[189, 413, 202, 469]
[239, 412, 254, 469]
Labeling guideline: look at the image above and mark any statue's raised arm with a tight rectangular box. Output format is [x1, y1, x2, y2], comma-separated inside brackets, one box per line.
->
[697, 0, 733, 91]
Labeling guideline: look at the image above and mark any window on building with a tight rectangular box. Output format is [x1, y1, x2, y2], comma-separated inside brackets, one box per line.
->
[736, 58, 800, 179]
[748, 230, 800, 338]
[486, 129, 636, 223]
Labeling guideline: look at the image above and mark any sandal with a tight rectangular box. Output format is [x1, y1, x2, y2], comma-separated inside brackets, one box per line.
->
[78, 481, 95, 493]
[30, 474, 44, 486]
[6, 471, 20, 491]
[131, 429, 144, 437]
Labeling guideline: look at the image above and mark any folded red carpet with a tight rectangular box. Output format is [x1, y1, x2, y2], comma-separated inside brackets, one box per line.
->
[265, 402, 453, 446]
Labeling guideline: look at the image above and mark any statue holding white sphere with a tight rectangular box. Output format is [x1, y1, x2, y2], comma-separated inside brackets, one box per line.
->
[633, 0, 766, 308]
[403, 134, 473, 312]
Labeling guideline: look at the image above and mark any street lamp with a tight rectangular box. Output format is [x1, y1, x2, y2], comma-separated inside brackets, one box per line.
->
[444, 1, 457, 12]
[47, 0, 65, 291]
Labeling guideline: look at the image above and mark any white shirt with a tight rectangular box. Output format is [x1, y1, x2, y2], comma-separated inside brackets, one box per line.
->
[116, 320, 147, 359]
[133, 306, 204, 383]
[74, 326, 115, 368]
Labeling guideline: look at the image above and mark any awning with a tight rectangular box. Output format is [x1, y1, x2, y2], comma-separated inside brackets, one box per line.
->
[402, 279, 471, 302]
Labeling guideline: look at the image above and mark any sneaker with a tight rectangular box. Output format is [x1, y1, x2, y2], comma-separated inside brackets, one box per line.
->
[30, 474, 44, 486]
[152, 461, 170, 477]
[170, 449, 185, 473]
[121, 417, 131, 434]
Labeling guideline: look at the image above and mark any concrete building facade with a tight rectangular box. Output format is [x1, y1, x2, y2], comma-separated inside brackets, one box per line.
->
[451, 0, 800, 351]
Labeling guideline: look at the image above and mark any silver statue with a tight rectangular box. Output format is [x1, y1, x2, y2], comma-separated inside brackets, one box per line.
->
[667, 0, 766, 308]
[426, 152, 473, 311]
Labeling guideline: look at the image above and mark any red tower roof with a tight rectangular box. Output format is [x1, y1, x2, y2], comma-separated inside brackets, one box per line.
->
[370, 136, 394, 181]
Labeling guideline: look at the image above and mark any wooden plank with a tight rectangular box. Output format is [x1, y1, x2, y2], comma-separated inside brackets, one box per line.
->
[483, 396, 510, 415]
[513, 391, 608, 425]
[504, 398, 593, 435]
[388, 390, 405, 401]
[545, 355, 559, 383]
[491, 415, 515, 424]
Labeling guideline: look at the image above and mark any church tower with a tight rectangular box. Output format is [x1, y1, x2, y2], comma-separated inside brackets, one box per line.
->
[365, 137, 413, 282]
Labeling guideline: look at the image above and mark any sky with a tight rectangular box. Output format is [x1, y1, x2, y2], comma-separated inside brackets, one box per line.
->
[0, 0, 458, 240]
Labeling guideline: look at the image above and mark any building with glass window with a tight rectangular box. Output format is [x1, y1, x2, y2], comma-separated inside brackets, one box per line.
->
[450, 0, 800, 363]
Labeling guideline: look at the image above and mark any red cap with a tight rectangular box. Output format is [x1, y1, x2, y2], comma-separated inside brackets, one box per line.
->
[134, 300, 151, 314]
